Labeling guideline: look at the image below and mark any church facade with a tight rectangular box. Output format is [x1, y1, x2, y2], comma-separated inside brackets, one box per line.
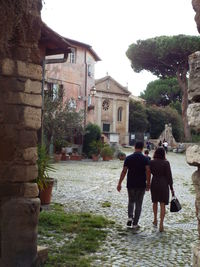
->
[93, 76, 131, 145]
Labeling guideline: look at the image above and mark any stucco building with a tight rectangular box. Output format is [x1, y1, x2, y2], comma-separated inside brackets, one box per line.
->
[45, 37, 100, 127]
[94, 76, 131, 145]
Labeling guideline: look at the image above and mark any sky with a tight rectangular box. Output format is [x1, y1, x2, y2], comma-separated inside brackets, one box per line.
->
[42, 0, 198, 96]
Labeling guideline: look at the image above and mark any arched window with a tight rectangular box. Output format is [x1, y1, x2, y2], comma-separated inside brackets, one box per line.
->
[117, 107, 123, 122]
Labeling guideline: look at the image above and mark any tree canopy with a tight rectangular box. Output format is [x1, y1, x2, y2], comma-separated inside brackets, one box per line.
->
[146, 106, 183, 141]
[126, 35, 200, 77]
[140, 78, 181, 107]
[129, 100, 148, 133]
[129, 101, 183, 141]
[44, 93, 84, 151]
[126, 35, 200, 141]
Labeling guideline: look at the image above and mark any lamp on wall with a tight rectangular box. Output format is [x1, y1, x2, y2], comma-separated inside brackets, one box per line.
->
[90, 86, 96, 96]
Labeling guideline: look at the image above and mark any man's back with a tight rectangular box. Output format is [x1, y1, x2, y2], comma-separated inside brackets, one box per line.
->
[124, 152, 149, 188]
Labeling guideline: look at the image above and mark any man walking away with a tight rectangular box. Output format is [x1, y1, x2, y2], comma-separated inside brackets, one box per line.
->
[117, 142, 151, 229]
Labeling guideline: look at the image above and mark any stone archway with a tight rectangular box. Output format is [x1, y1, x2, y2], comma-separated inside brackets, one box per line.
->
[187, 1, 200, 266]
[0, 1, 42, 266]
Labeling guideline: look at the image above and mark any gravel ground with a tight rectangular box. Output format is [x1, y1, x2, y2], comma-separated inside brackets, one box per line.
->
[50, 151, 198, 267]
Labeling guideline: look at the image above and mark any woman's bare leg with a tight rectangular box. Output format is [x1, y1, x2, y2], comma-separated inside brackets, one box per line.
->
[153, 202, 158, 226]
[159, 202, 165, 232]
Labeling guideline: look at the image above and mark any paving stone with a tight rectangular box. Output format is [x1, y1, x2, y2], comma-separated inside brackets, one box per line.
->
[50, 152, 197, 266]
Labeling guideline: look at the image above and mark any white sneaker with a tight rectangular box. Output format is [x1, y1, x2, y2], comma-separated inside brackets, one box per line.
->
[127, 218, 133, 228]
[132, 224, 140, 230]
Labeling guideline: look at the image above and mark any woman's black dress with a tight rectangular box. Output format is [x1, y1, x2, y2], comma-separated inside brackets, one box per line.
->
[150, 159, 173, 205]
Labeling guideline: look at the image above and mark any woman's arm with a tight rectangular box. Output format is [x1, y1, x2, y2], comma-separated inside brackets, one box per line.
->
[166, 161, 175, 196]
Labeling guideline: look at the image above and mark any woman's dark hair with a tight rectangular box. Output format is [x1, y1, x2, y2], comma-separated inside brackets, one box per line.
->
[153, 147, 166, 160]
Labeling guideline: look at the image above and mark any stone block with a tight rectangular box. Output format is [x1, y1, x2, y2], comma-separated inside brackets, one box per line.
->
[23, 106, 41, 130]
[17, 60, 42, 80]
[22, 147, 37, 164]
[187, 103, 200, 132]
[37, 246, 48, 265]
[0, 182, 38, 198]
[0, 77, 21, 92]
[188, 76, 200, 102]
[1, 58, 15, 76]
[0, 77, 41, 94]
[188, 52, 200, 102]
[186, 145, 200, 166]
[0, 198, 40, 267]
[192, 170, 200, 186]
[25, 79, 42, 94]
[0, 138, 15, 161]
[18, 130, 38, 148]
[193, 243, 200, 267]
[23, 183, 39, 198]
[0, 163, 38, 182]
[5, 91, 42, 108]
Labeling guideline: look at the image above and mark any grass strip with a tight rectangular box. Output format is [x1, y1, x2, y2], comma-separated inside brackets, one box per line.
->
[38, 203, 114, 266]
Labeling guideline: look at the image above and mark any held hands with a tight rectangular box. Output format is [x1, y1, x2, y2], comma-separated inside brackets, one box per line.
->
[146, 183, 150, 191]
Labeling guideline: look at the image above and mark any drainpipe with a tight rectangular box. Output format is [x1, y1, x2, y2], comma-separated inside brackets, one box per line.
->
[41, 52, 69, 145]
[84, 49, 88, 127]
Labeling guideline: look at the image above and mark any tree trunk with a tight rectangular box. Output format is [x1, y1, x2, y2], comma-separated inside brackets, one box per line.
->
[176, 69, 191, 141]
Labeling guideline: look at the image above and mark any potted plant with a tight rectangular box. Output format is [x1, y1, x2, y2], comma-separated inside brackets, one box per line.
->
[36, 145, 55, 205]
[101, 144, 114, 161]
[70, 148, 82, 161]
[89, 140, 102, 161]
[53, 139, 63, 162]
[117, 151, 126, 161]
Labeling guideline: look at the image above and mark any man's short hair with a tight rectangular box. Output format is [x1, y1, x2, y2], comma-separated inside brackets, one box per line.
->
[135, 141, 144, 150]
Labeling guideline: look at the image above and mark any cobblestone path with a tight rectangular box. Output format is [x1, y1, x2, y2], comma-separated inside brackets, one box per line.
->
[51, 151, 198, 266]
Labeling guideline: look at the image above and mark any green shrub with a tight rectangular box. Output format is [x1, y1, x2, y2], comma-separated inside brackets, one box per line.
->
[83, 123, 101, 157]
[89, 140, 103, 156]
[101, 144, 114, 157]
[117, 151, 126, 160]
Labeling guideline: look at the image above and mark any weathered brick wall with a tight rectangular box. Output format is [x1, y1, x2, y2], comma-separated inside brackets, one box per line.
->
[0, 1, 42, 266]
[187, 52, 200, 267]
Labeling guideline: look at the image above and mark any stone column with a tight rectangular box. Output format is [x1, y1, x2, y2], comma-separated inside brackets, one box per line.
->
[0, 1, 42, 266]
[125, 100, 129, 144]
[187, 52, 200, 267]
[112, 99, 117, 132]
[97, 96, 102, 127]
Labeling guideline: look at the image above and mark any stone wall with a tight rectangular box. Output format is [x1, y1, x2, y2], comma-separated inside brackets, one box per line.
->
[187, 51, 200, 266]
[0, 1, 42, 266]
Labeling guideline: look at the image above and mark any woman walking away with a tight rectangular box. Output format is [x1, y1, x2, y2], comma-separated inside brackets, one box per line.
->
[150, 147, 174, 232]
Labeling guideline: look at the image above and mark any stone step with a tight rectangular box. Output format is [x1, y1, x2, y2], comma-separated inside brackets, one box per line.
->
[37, 245, 48, 266]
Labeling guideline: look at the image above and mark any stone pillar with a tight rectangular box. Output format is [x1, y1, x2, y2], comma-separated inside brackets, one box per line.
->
[125, 100, 129, 144]
[97, 96, 102, 127]
[112, 99, 117, 132]
[0, 1, 42, 266]
[187, 52, 200, 266]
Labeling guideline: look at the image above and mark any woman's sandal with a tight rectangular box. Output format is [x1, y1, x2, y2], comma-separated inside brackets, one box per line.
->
[159, 225, 164, 232]
[153, 221, 157, 227]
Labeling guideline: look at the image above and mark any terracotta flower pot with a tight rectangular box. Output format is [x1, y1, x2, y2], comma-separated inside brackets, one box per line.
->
[54, 153, 61, 162]
[39, 178, 54, 205]
[102, 156, 112, 161]
[70, 155, 82, 161]
[92, 154, 99, 161]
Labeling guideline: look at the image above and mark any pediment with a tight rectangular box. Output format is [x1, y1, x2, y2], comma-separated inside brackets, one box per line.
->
[95, 76, 131, 96]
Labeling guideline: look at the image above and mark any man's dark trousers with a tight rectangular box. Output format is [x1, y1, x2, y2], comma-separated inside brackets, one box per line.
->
[127, 188, 145, 225]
